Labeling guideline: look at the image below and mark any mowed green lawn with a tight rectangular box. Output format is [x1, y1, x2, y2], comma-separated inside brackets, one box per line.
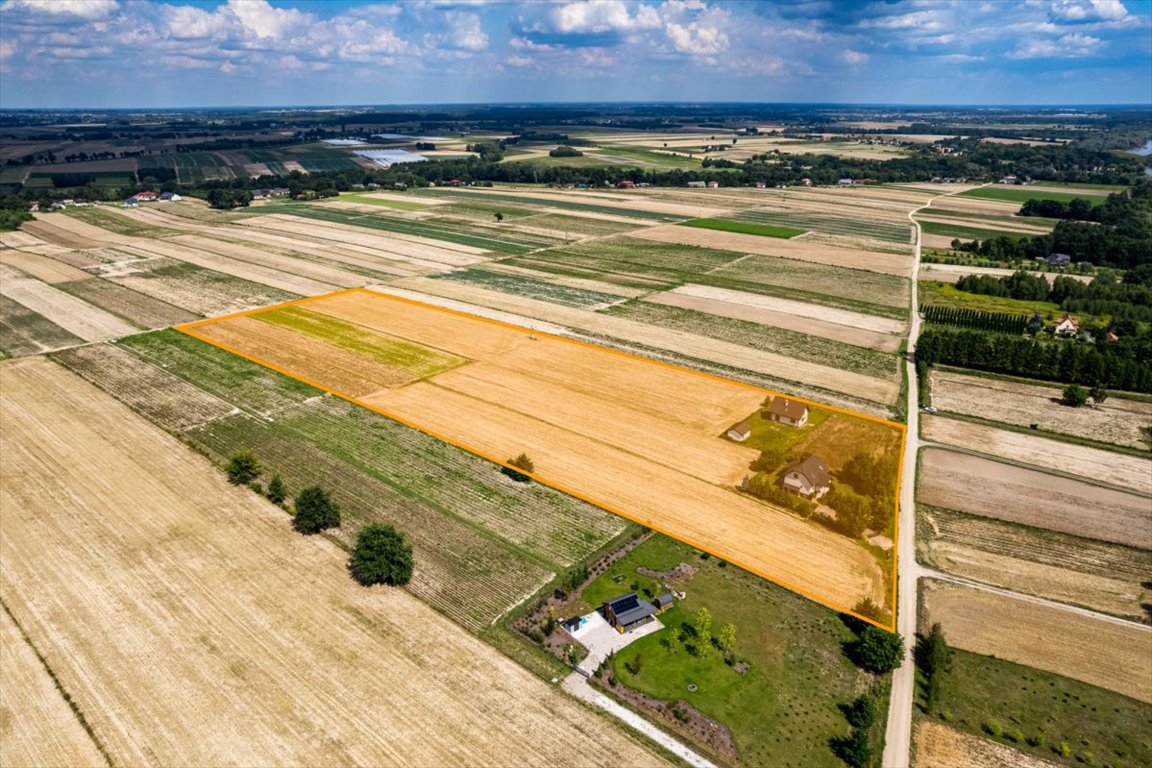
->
[583, 535, 874, 768]
[252, 305, 467, 377]
[679, 218, 806, 239]
[958, 187, 1107, 205]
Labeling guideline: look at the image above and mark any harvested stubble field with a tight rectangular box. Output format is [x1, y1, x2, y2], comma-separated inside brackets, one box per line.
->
[0, 295, 83, 357]
[918, 505, 1152, 622]
[108, 259, 298, 318]
[0, 356, 663, 767]
[918, 448, 1151, 549]
[0, 264, 139, 341]
[629, 225, 913, 277]
[435, 187, 727, 219]
[430, 268, 625, 309]
[184, 289, 897, 619]
[920, 580, 1152, 703]
[930, 370, 1152, 450]
[58, 278, 198, 329]
[0, 248, 91, 283]
[649, 283, 905, 347]
[913, 723, 1059, 768]
[380, 277, 900, 404]
[0, 605, 108, 768]
[922, 415, 1152, 494]
[603, 300, 898, 380]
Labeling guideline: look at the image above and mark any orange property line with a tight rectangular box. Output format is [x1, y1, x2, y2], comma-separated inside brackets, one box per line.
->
[175, 288, 904, 632]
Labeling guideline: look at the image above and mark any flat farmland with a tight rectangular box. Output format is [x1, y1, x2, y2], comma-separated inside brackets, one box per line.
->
[929, 369, 1152, 450]
[920, 580, 1152, 703]
[922, 415, 1152, 494]
[0, 264, 139, 341]
[918, 448, 1151, 549]
[0, 356, 663, 767]
[0, 295, 84, 356]
[629, 225, 913, 276]
[181, 289, 901, 623]
[918, 505, 1152, 622]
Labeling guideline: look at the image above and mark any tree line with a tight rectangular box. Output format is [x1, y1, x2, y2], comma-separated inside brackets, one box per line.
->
[923, 305, 1029, 334]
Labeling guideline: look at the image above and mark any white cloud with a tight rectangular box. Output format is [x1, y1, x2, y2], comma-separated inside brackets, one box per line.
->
[1049, 0, 1129, 22]
[842, 49, 869, 65]
[860, 10, 945, 32]
[162, 4, 231, 40]
[4, 0, 118, 19]
[665, 20, 728, 54]
[225, 0, 309, 42]
[443, 11, 488, 51]
[547, 0, 661, 34]
[1009, 31, 1105, 58]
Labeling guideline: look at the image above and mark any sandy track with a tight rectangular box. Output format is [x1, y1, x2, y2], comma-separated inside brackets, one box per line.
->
[664, 283, 905, 335]
[0, 606, 107, 768]
[0, 264, 139, 341]
[918, 448, 1151, 549]
[922, 415, 1152, 494]
[121, 240, 332, 296]
[0, 357, 666, 768]
[0, 249, 92, 283]
[930, 370, 1152, 450]
[375, 279, 900, 403]
[628, 226, 913, 277]
[914, 723, 1059, 768]
[920, 580, 1152, 703]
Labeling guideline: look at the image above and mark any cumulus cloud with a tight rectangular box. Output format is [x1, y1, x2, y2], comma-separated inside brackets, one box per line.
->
[443, 11, 489, 51]
[4, 0, 118, 19]
[548, 0, 660, 34]
[1049, 0, 1129, 23]
[1010, 31, 1105, 58]
[842, 49, 868, 65]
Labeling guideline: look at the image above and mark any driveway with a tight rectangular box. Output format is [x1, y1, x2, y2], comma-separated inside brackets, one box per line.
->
[568, 611, 664, 676]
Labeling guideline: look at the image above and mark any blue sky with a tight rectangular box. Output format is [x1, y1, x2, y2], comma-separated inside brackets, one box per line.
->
[0, 0, 1149, 108]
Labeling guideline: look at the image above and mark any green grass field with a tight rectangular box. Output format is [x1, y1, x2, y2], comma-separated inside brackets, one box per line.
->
[679, 218, 806, 239]
[589, 145, 704, 169]
[331, 193, 434, 211]
[957, 187, 1107, 205]
[24, 171, 133, 189]
[918, 281, 1067, 320]
[921, 648, 1151, 768]
[253, 306, 467, 375]
[733, 209, 912, 245]
[576, 534, 876, 768]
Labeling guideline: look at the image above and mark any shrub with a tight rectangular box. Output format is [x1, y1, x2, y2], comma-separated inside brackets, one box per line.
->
[292, 486, 341, 534]
[225, 450, 261, 485]
[1027, 733, 1046, 748]
[845, 694, 877, 729]
[266, 474, 286, 505]
[350, 524, 413, 586]
[1063, 383, 1088, 407]
[1007, 729, 1026, 743]
[1077, 750, 1094, 765]
[983, 720, 1003, 738]
[502, 453, 535, 482]
[1058, 741, 1071, 758]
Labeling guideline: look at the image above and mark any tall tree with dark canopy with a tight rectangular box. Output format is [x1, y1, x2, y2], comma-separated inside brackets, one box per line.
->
[293, 486, 341, 534]
[350, 524, 414, 586]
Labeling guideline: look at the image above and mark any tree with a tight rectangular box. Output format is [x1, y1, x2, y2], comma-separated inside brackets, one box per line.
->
[717, 622, 736, 654]
[350, 524, 414, 586]
[502, 453, 535, 482]
[915, 623, 952, 713]
[1063, 383, 1089, 407]
[854, 626, 905, 673]
[293, 486, 341, 534]
[225, 450, 261, 485]
[1090, 384, 1108, 407]
[693, 607, 712, 656]
[266, 474, 286, 505]
[844, 694, 877, 729]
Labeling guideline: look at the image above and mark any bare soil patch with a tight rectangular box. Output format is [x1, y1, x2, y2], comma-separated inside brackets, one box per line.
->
[0, 606, 108, 768]
[0, 356, 666, 767]
[920, 580, 1152, 703]
[0, 249, 91, 283]
[922, 415, 1152, 494]
[629, 226, 913, 276]
[914, 722, 1058, 768]
[918, 448, 1151, 549]
[930, 370, 1152, 450]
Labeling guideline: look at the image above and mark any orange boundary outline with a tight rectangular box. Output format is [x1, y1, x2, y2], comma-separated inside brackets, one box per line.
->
[177, 287, 904, 632]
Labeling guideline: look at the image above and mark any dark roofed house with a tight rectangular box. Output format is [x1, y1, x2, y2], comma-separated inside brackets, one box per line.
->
[765, 396, 809, 427]
[603, 592, 657, 633]
[1047, 252, 1072, 266]
[782, 455, 831, 499]
[726, 421, 751, 442]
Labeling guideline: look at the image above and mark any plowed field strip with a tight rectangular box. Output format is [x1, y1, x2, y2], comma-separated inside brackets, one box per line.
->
[0, 295, 84, 356]
[120, 240, 337, 296]
[0, 264, 139, 340]
[0, 249, 91, 283]
[918, 448, 1151, 549]
[921, 580, 1152, 703]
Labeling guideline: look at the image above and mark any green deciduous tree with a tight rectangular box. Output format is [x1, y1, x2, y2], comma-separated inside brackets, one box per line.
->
[225, 450, 261, 485]
[350, 524, 413, 586]
[693, 607, 712, 656]
[266, 474, 286, 505]
[1063, 383, 1089, 407]
[915, 622, 952, 713]
[854, 626, 905, 673]
[293, 486, 341, 534]
[717, 622, 736, 654]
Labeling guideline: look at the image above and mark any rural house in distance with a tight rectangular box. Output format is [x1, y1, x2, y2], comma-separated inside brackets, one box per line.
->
[766, 397, 809, 427]
[782, 455, 831, 498]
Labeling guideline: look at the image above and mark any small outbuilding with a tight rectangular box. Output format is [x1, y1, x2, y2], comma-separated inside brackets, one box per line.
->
[603, 593, 658, 633]
[765, 397, 809, 427]
[655, 592, 674, 612]
[726, 421, 751, 441]
[782, 455, 831, 498]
